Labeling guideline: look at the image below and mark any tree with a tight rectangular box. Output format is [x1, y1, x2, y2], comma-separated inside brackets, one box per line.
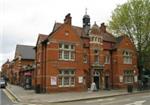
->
[109, 0, 150, 77]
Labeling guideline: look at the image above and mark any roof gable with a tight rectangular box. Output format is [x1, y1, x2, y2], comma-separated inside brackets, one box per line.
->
[36, 34, 48, 46]
[113, 35, 136, 51]
[48, 23, 83, 44]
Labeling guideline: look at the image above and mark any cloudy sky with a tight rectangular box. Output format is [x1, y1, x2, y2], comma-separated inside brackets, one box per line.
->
[0, 0, 127, 69]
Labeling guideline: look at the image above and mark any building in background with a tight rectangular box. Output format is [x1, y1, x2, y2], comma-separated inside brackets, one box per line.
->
[11, 45, 35, 85]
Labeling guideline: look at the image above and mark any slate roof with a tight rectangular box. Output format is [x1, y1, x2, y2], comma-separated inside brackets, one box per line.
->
[15, 45, 35, 60]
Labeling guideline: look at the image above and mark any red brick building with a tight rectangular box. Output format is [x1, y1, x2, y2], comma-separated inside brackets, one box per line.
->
[12, 45, 35, 85]
[34, 13, 138, 93]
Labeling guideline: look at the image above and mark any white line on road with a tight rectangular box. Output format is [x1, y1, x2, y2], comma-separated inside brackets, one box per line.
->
[3, 89, 18, 103]
[100, 99, 131, 105]
[124, 100, 146, 105]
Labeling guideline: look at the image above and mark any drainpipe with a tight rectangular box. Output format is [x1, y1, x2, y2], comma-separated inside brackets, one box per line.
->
[110, 50, 113, 89]
[41, 43, 44, 93]
[44, 41, 47, 93]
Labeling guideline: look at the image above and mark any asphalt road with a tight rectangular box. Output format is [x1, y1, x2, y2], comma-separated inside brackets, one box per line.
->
[0, 89, 14, 105]
[52, 92, 150, 105]
[0, 88, 43, 105]
[1, 88, 150, 105]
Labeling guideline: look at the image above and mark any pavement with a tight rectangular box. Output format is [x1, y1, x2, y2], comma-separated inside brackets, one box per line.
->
[5, 83, 147, 104]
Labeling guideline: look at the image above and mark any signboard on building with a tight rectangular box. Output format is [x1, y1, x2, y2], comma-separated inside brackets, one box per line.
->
[134, 75, 138, 82]
[78, 76, 83, 83]
[119, 75, 123, 82]
[51, 76, 57, 85]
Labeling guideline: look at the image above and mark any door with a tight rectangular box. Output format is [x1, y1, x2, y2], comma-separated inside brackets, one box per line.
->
[94, 76, 99, 89]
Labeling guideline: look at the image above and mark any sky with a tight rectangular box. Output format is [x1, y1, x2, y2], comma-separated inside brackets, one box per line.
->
[0, 0, 127, 69]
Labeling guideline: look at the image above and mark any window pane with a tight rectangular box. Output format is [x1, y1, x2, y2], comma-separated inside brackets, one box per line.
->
[64, 70, 69, 75]
[64, 51, 69, 59]
[94, 55, 99, 63]
[70, 70, 75, 75]
[64, 44, 69, 49]
[59, 70, 63, 75]
[71, 52, 75, 60]
[71, 45, 74, 50]
[64, 77, 69, 85]
[58, 77, 63, 86]
[70, 77, 75, 85]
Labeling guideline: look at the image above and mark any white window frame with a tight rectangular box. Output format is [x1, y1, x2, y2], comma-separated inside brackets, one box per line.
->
[59, 43, 75, 61]
[123, 51, 132, 64]
[123, 70, 134, 83]
[105, 55, 110, 64]
[58, 70, 75, 87]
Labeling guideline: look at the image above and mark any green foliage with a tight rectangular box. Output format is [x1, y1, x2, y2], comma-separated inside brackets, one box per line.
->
[109, 0, 150, 55]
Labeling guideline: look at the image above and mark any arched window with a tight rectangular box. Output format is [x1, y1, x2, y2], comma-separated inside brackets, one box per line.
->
[123, 51, 132, 64]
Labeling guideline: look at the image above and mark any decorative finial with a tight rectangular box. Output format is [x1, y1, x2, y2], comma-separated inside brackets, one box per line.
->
[85, 8, 87, 15]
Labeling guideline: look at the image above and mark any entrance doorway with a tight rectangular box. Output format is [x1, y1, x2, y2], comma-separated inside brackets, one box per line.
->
[94, 76, 99, 89]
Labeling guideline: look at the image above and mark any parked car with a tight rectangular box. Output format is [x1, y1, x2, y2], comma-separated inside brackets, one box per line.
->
[0, 79, 6, 88]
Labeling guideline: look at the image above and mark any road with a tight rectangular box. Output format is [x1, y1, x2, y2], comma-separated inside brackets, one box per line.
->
[0, 89, 14, 105]
[52, 92, 150, 105]
[1, 88, 150, 105]
[0, 88, 42, 105]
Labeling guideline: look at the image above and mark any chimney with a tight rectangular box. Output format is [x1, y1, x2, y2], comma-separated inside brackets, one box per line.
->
[100, 23, 106, 32]
[64, 13, 72, 25]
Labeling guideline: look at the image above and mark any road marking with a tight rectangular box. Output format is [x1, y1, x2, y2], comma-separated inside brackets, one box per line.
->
[3, 89, 18, 103]
[125, 100, 146, 105]
[13, 103, 43, 105]
[85, 98, 115, 103]
[100, 99, 131, 105]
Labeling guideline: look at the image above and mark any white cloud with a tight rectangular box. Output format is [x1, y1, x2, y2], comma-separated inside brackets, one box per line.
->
[0, 0, 127, 69]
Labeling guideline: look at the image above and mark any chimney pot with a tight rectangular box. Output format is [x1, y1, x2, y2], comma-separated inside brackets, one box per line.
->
[100, 23, 106, 32]
[64, 13, 72, 25]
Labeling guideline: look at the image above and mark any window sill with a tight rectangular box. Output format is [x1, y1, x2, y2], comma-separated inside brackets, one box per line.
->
[59, 59, 75, 62]
[58, 85, 75, 87]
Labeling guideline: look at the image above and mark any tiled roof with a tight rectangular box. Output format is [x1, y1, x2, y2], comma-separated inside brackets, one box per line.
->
[38, 34, 48, 42]
[102, 32, 116, 43]
[112, 36, 124, 49]
[15, 45, 35, 60]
